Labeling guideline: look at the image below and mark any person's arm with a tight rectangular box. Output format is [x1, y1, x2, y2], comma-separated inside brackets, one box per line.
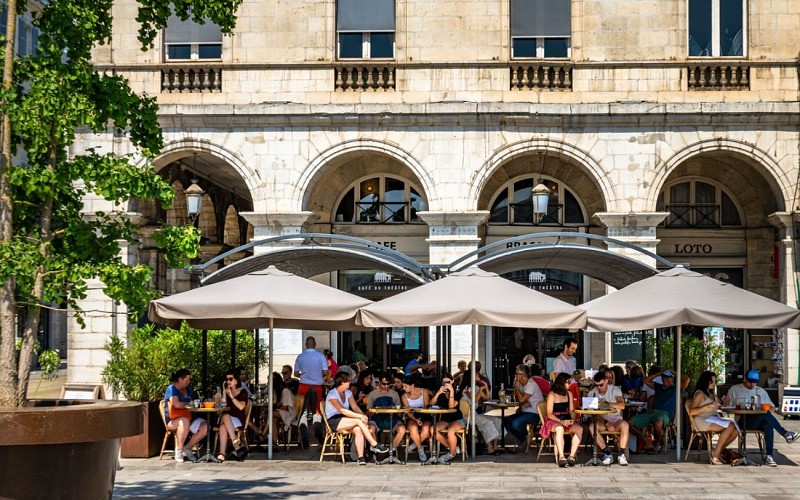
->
[328, 393, 364, 420]
[169, 394, 188, 410]
[545, 393, 558, 421]
[679, 374, 690, 390]
[227, 386, 245, 411]
[516, 382, 532, 404]
[293, 359, 302, 379]
[688, 391, 707, 416]
[612, 390, 625, 411]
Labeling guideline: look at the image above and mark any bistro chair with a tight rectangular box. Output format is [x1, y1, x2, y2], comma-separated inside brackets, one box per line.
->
[319, 400, 351, 463]
[158, 399, 176, 460]
[433, 399, 470, 462]
[213, 400, 254, 456]
[684, 400, 720, 462]
[279, 395, 306, 451]
[535, 401, 579, 463]
[740, 428, 765, 459]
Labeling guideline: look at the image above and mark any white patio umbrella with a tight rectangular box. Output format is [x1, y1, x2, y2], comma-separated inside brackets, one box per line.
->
[579, 266, 800, 460]
[148, 266, 372, 459]
[357, 266, 587, 458]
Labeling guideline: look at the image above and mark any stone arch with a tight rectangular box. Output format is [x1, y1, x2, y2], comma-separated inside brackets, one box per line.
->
[224, 205, 240, 246]
[296, 139, 437, 213]
[197, 194, 217, 243]
[472, 138, 614, 216]
[646, 138, 789, 214]
[166, 181, 188, 227]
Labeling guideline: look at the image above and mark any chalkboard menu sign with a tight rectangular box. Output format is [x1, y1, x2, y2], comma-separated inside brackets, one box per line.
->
[612, 331, 643, 363]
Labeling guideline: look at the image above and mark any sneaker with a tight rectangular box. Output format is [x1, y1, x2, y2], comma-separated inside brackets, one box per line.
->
[370, 443, 389, 454]
[418, 449, 428, 462]
[174, 448, 184, 463]
[438, 453, 453, 464]
[357, 456, 367, 466]
[407, 442, 417, 453]
[183, 448, 198, 463]
[601, 452, 613, 465]
[312, 413, 322, 425]
[785, 431, 799, 444]
[618, 454, 628, 466]
[765, 454, 778, 467]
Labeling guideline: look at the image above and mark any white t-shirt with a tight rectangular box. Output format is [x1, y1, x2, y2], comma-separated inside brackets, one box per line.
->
[552, 353, 576, 376]
[325, 388, 352, 419]
[519, 379, 544, 413]
[726, 384, 772, 409]
[588, 384, 623, 419]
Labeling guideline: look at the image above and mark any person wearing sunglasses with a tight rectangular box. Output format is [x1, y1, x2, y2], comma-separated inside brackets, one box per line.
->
[217, 371, 249, 462]
[367, 375, 403, 450]
[587, 371, 630, 466]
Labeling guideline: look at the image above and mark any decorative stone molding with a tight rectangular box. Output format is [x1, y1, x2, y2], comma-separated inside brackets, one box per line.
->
[416, 211, 489, 265]
[593, 212, 669, 269]
[510, 63, 573, 91]
[686, 64, 749, 91]
[335, 65, 396, 91]
[240, 212, 319, 254]
[161, 66, 222, 93]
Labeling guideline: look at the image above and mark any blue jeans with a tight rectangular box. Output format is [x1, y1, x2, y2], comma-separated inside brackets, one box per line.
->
[502, 412, 539, 444]
[742, 411, 788, 455]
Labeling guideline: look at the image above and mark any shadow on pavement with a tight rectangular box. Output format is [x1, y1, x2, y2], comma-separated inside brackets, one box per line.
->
[113, 478, 319, 499]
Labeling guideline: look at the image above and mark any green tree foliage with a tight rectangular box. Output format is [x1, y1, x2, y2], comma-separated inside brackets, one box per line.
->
[654, 331, 728, 391]
[102, 324, 266, 401]
[0, 0, 241, 406]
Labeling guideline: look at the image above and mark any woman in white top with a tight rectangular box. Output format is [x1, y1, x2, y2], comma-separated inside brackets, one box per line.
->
[325, 371, 388, 465]
[687, 371, 738, 465]
[399, 374, 432, 462]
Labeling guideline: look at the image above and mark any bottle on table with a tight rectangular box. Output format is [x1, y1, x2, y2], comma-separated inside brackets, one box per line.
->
[213, 387, 222, 407]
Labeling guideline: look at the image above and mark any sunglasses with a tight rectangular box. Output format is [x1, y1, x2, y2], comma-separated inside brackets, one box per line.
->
[226, 377, 235, 381]
[380, 381, 390, 386]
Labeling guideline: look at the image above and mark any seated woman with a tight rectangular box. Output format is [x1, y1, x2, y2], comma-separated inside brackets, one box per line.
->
[433, 373, 464, 464]
[461, 380, 502, 454]
[540, 372, 584, 467]
[398, 374, 432, 462]
[217, 371, 250, 462]
[325, 371, 388, 465]
[252, 373, 297, 444]
[164, 369, 208, 463]
[350, 370, 374, 413]
[688, 370, 739, 465]
[622, 365, 645, 399]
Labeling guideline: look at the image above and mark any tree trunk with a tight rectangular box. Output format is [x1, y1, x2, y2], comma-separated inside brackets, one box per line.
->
[0, 0, 19, 407]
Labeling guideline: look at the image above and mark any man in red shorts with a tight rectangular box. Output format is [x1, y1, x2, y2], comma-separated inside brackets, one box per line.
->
[294, 336, 328, 448]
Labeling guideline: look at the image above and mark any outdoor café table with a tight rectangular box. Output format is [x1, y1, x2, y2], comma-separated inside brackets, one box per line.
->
[574, 408, 615, 466]
[483, 401, 519, 452]
[722, 407, 767, 466]
[369, 407, 409, 465]
[416, 407, 456, 465]
[189, 406, 229, 463]
[623, 400, 647, 419]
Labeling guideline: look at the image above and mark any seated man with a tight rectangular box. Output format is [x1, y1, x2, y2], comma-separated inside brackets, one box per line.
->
[630, 369, 688, 453]
[367, 374, 403, 451]
[723, 369, 799, 466]
[587, 372, 630, 465]
[502, 364, 543, 447]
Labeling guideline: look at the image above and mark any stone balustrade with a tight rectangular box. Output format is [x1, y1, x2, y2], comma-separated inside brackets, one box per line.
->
[687, 64, 749, 91]
[510, 64, 573, 91]
[334, 65, 396, 91]
[161, 66, 223, 93]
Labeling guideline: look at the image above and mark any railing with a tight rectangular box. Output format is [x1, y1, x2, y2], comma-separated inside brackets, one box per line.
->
[510, 64, 573, 91]
[335, 65, 396, 91]
[161, 66, 223, 93]
[687, 64, 749, 91]
[665, 204, 720, 227]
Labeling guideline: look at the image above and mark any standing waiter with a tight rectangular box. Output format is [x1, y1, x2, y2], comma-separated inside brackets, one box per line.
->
[294, 336, 329, 448]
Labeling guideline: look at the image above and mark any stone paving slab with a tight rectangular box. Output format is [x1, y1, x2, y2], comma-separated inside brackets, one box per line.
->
[114, 419, 800, 499]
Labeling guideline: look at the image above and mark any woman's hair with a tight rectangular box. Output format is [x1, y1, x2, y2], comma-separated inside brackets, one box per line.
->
[552, 372, 570, 396]
[631, 365, 644, 379]
[224, 370, 240, 388]
[356, 370, 372, 388]
[441, 372, 453, 382]
[695, 371, 717, 397]
[170, 368, 191, 383]
[603, 368, 615, 385]
[403, 374, 420, 387]
[332, 371, 351, 388]
[611, 366, 625, 386]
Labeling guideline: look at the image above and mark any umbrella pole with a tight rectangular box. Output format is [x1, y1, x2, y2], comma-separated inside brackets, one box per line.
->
[471, 323, 477, 459]
[675, 324, 682, 461]
[268, 318, 274, 460]
[202, 329, 208, 396]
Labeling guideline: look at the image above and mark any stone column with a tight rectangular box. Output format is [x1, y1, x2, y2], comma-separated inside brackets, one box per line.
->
[768, 212, 799, 385]
[416, 211, 489, 371]
[591, 212, 669, 368]
[239, 211, 318, 255]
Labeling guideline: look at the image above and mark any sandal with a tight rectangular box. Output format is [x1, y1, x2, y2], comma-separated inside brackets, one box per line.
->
[216, 454, 226, 463]
[567, 456, 577, 467]
[710, 457, 723, 465]
[557, 456, 568, 468]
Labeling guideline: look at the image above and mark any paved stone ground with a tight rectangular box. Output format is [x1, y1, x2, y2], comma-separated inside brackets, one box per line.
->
[115, 418, 800, 499]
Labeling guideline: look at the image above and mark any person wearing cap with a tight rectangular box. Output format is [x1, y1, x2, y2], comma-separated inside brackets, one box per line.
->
[630, 368, 688, 453]
[723, 369, 799, 466]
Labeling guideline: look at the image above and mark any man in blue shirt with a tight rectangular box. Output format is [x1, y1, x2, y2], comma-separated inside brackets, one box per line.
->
[404, 352, 424, 375]
[630, 369, 688, 453]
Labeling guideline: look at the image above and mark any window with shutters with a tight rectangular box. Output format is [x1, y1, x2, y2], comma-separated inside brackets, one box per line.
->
[163, 13, 222, 61]
[336, 0, 395, 59]
[510, 0, 571, 58]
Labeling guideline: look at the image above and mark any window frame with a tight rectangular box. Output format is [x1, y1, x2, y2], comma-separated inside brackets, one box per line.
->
[687, 0, 747, 58]
[337, 31, 396, 60]
[164, 42, 223, 61]
[333, 174, 428, 225]
[657, 177, 744, 228]
[487, 175, 587, 226]
[510, 37, 571, 59]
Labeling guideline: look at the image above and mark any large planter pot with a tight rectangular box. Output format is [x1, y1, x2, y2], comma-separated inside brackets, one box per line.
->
[0, 400, 142, 500]
[120, 400, 164, 458]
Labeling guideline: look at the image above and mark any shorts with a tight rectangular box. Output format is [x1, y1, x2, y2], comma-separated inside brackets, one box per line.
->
[631, 409, 670, 428]
[370, 418, 403, 433]
[328, 415, 344, 431]
[298, 384, 324, 413]
[167, 417, 205, 435]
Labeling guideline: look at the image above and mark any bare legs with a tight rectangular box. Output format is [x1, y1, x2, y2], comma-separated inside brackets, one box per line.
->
[168, 417, 207, 454]
[709, 422, 739, 461]
[407, 419, 432, 450]
[335, 417, 379, 457]
[435, 420, 465, 455]
[218, 414, 241, 459]
[553, 423, 584, 460]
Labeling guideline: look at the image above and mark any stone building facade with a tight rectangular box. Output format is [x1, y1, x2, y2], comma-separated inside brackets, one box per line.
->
[72, 0, 800, 394]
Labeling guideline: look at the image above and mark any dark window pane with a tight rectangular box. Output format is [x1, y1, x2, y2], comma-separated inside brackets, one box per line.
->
[339, 33, 363, 58]
[370, 32, 394, 58]
[512, 38, 537, 58]
[410, 187, 427, 222]
[694, 181, 715, 204]
[335, 188, 355, 223]
[670, 182, 690, 203]
[543, 38, 568, 58]
[167, 44, 192, 60]
[656, 192, 665, 212]
[719, 0, 743, 56]
[383, 177, 405, 223]
[564, 189, 584, 223]
[198, 44, 222, 59]
[688, 0, 712, 56]
[721, 191, 741, 226]
[358, 178, 380, 222]
[489, 189, 509, 223]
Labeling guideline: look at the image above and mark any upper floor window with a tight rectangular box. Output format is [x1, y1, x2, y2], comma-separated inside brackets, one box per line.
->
[335, 175, 427, 224]
[657, 179, 742, 227]
[164, 14, 222, 61]
[510, 0, 571, 58]
[488, 176, 586, 225]
[688, 0, 745, 57]
[337, 0, 395, 59]
[0, 9, 39, 57]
